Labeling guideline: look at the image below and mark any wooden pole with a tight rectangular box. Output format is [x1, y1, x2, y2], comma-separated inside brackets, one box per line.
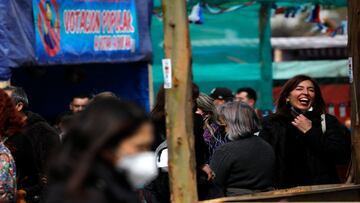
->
[348, 0, 360, 183]
[162, 0, 198, 203]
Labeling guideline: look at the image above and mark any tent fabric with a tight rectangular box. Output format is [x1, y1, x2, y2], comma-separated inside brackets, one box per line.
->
[0, 0, 153, 81]
[153, 59, 347, 109]
[273, 59, 348, 79]
[11, 62, 150, 120]
[0, 0, 35, 80]
[152, 2, 274, 109]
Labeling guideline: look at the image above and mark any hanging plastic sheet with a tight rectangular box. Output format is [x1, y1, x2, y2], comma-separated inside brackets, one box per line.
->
[0, 0, 35, 80]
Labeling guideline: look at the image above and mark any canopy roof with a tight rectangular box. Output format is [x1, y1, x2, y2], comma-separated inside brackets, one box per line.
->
[154, 0, 347, 11]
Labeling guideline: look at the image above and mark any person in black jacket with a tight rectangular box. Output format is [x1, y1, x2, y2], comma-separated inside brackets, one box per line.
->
[44, 97, 157, 203]
[210, 102, 275, 196]
[259, 75, 351, 189]
[4, 86, 61, 202]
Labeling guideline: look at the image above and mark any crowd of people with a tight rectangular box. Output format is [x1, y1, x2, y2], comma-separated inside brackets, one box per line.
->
[0, 74, 351, 203]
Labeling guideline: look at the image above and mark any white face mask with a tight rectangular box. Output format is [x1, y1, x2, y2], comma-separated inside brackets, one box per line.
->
[116, 152, 158, 189]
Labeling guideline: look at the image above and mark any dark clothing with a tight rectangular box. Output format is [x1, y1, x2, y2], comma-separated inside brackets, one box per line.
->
[202, 123, 228, 163]
[45, 161, 140, 203]
[146, 114, 214, 202]
[193, 113, 209, 168]
[151, 113, 208, 169]
[210, 136, 275, 196]
[24, 112, 61, 174]
[259, 112, 351, 189]
[5, 133, 41, 201]
[21, 111, 61, 202]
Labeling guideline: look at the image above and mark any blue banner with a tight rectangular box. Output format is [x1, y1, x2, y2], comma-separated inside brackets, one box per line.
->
[32, 0, 148, 64]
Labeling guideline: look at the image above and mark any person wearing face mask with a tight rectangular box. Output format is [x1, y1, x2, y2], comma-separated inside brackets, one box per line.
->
[259, 75, 351, 189]
[44, 97, 157, 203]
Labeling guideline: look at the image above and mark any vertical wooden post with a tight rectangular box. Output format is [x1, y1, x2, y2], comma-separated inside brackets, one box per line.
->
[348, 0, 360, 183]
[259, 3, 273, 110]
[162, 0, 198, 203]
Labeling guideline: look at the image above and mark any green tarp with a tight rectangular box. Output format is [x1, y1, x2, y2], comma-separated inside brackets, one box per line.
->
[151, 3, 274, 109]
[151, 0, 346, 110]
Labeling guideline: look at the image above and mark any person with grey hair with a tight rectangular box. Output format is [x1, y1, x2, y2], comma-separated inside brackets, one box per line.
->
[196, 93, 228, 162]
[210, 101, 275, 196]
[4, 86, 29, 112]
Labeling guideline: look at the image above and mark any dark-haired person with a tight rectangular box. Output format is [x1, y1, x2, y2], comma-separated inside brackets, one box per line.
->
[259, 75, 351, 188]
[209, 87, 234, 107]
[4, 86, 61, 201]
[235, 87, 257, 109]
[69, 94, 91, 113]
[0, 89, 22, 202]
[147, 84, 217, 202]
[210, 102, 275, 196]
[196, 93, 228, 162]
[235, 87, 266, 118]
[44, 98, 157, 203]
[54, 112, 73, 141]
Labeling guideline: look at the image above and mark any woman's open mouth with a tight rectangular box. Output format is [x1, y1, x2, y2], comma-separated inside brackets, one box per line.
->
[299, 97, 311, 106]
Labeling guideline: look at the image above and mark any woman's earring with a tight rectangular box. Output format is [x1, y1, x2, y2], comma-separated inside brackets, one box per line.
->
[286, 98, 290, 104]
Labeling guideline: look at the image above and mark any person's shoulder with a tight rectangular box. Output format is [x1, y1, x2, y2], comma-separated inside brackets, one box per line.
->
[261, 113, 287, 129]
[324, 113, 340, 123]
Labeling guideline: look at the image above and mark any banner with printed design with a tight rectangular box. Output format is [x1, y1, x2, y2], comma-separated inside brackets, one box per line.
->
[32, 0, 150, 64]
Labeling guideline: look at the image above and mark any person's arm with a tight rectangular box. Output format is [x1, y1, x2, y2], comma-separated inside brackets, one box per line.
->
[0, 153, 16, 202]
[210, 147, 232, 187]
[304, 115, 351, 164]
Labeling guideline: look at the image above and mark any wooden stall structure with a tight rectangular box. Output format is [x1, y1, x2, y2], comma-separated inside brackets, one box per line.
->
[162, 0, 360, 202]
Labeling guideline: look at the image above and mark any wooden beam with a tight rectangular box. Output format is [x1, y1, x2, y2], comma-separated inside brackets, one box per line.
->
[200, 184, 360, 202]
[162, 0, 198, 203]
[348, 0, 360, 184]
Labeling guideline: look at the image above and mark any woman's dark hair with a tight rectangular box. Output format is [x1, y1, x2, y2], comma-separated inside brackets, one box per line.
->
[151, 86, 166, 123]
[49, 97, 149, 194]
[276, 75, 326, 115]
[151, 84, 200, 122]
[0, 89, 24, 138]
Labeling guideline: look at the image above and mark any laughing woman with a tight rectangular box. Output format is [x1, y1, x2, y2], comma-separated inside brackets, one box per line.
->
[259, 75, 351, 189]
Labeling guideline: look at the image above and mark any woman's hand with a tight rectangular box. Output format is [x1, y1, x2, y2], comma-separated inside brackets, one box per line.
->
[291, 114, 312, 134]
[201, 164, 215, 181]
